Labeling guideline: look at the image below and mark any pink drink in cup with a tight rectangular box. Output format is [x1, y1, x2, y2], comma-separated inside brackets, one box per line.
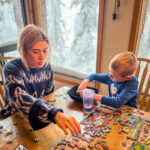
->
[82, 89, 95, 113]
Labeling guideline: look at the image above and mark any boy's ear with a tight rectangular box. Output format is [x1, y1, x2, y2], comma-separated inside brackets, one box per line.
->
[125, 76, 132, 80]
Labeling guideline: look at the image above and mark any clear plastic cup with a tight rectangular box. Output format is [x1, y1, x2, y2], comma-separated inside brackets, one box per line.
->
[82, 89, 95, 113]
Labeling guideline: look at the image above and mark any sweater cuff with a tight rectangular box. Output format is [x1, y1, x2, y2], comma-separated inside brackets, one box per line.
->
[29, 99, 51, 130]
[48, 107, 63, 123]
[28, 99, 63, 130]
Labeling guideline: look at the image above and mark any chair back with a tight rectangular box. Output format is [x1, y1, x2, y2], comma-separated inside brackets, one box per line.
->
[0, 57, 15, 110]
[0, 82, 4, 110]
[134, 58, 150, 111]
[0, 57, 15, 84]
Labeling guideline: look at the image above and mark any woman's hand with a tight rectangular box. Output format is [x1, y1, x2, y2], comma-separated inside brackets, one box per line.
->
[76, 79, 89, 94]
[55, 112, 81, 136]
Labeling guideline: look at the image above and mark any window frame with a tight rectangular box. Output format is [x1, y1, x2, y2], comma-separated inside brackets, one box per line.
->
[128, 0, 149, 54]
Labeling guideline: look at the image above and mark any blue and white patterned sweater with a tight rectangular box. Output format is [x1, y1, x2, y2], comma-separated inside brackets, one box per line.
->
[1, 58, 63, 130]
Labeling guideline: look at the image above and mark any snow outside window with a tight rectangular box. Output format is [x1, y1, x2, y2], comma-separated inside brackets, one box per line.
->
[137, 0, 150, 93]
[137, 0, 150, 59]
[0, 0, 24, 57]
[44, 0, 99, 76]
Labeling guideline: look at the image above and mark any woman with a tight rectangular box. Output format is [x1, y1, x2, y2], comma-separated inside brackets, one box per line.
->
[1, 24, 81, 136]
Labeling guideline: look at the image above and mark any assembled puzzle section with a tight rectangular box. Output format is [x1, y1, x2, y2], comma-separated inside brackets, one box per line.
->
[114, 113, 145, 140]
[50, 105, 150, 150]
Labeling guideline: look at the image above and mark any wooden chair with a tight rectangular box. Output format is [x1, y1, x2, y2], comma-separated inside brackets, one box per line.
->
[134, 58, 150, 112]
[0, 82, 4, 110]
[0, 57, 15, 110]
[0, 57, 15, 84]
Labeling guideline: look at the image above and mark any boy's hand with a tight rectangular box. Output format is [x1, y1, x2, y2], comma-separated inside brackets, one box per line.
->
[55, 112, 81, 136]
[94, 93, 102, 102]
[76, 79, 89, 94]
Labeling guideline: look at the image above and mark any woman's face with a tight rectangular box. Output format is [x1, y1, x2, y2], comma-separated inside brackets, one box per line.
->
[25, 41, 48, 68]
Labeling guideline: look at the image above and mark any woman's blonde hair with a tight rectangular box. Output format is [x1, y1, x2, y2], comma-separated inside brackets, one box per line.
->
[18, 24, 50, 70]
[109, 52, 137, 77]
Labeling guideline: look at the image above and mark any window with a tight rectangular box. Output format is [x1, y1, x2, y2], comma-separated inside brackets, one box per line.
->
[41, 0, 99, 77]
[137, 0, 150, 58]
[136, 0, 150, 92]
[0, 0, 24, 57]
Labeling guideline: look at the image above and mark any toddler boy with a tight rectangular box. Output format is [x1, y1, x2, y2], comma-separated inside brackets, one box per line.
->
[77, 52, 138, 108]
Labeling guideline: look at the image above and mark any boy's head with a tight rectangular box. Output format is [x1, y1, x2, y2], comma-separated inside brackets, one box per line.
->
[109, 52, 137, 82]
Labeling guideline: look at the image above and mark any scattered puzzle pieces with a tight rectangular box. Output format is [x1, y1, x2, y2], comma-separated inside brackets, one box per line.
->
[50, 105, 150, 150]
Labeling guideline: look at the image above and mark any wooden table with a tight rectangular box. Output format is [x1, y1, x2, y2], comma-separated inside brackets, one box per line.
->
[0, 86, 84, 150]
[0, 86, 150, 150]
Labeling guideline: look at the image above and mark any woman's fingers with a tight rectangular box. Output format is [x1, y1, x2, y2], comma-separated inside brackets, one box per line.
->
[55, 117, 68, 135]
[72, 117, 81, 133]
[65, 121, 76, 136]
[55, 112, 81, 136]
[60, 123, 68, 135]
[67, 117, 80, 136]
[64, 117, 81, 136]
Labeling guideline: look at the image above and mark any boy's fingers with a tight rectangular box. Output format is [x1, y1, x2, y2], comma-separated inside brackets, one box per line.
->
[77, 79, 89, 94]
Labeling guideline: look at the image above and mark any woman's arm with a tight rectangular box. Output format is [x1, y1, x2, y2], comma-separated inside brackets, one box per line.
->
[3, 63, 81, 135]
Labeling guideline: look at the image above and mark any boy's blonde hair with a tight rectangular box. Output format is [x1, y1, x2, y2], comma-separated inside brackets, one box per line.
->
[109, 52, 137, 77]
[18, 24, 50, 70]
